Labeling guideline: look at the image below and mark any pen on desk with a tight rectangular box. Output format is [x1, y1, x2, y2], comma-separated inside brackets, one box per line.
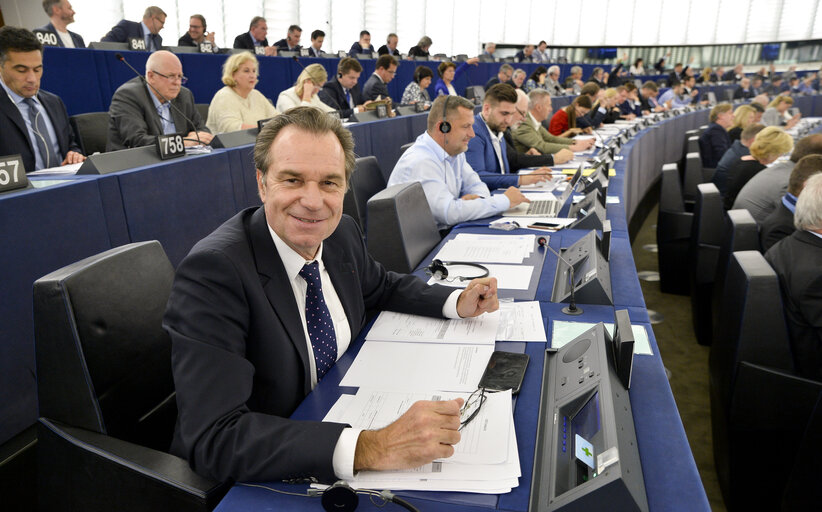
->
[527, 224, 559, 231]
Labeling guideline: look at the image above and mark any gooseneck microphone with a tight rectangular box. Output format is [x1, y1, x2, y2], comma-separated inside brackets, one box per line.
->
[114, 53, 203, 146]
[537, 236, 583, 315]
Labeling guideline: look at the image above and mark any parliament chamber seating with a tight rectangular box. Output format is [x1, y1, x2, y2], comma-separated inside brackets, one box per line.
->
[195, 103, 210, 124]
[346, 156, 387, 234]
[709, 250, 822, 511]
[657, 163, 693, 295]
[69, 112, 109, 156]
[688, 183, 723, 345]
[33, 241, 227, 511]
[682, 152, 704, 209]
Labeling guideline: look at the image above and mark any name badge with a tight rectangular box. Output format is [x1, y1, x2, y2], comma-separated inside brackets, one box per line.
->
[376, 104, 388, 118]
[254, 46, 266, 56]
[129, 37, 147, 51]
[0, 155, 28, 193]
[300, 48, 309, 57]
[198, 41, 213, 53]
[155, 134, 186, 160]
[33, 30, 58, 47]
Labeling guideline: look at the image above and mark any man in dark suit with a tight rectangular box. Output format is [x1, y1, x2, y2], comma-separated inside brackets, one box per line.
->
[515, 44, 535, 63]
[164, 106, 498, 483]
[273, 24, 301, 52]
[377, 33, 401, 56]
[765, 172, 822, 380]
[307, 29, 325, 57]
[484, 63, 513, 91]
[348, 30, 374, 57]
[233, 16, 276, 57]
[362, 54, 396, 101]
[761, 155, 822, 251]
[733, 77, 756, 100]
[698, 103, 733, 168]
[101, 5, 165, 52]
[177, 14, 216, 50]
[0, 27, 84, 172]
[318, 58, 369, 119]
[107, 50, 212, 151]
[37, 0, 85, 48]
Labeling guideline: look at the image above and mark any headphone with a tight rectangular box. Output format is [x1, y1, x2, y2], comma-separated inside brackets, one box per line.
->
[439, 94, 451, 133]
[238, 480, 419, 512]
[425, 259, 489, 282]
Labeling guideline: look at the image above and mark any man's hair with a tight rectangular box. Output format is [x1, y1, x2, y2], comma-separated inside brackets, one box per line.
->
[437, 60, 456, 77]
[794, 172, 822, 230]
[417, 36, 432, 47]
[538, 40, 546, 46]
[426, 94, 474, 132]
[288, 25, 301, 33]
[375, 54, 396, 70]
[740, 123, 765, 142]
[221, 51, 258, 86]
[337, 57, 362, 76]
[641, 81, 658, 92]
[484, 83, 518, 107]
[42, 0, 60, 16]
[512, 69, 526, 79]
[709, 103, 732, 123]
[0, 27, 42, 66]
[386, 33, 398, 42]
[580, 82, 600, 97]
[311, 29, 325, 40]
[249, 16, 266, 30]
[674, 62, 683, 68]
[789, 155, 822, 196]
[254, 106, 355, 183]
[749, 102, 765, 113]
[570, 66, 582, 75]
[190, 14, 206, 30]
[668, 79, 681, 87]
[143, 6, 166, 19]
[499, 63, 513, 75]
[749, 126, 794, 161]
[527, 88, 551, 109]
[413, 65, 433, 83]
[359, 30, 370, 37]
[790, 133, 822, 162]
[624, 81, 637, 92]
[547, 65, 560, 76]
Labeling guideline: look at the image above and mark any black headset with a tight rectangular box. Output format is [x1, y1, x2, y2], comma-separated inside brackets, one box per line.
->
[425, 259, 489, 282]
[439, 94, 451, 133]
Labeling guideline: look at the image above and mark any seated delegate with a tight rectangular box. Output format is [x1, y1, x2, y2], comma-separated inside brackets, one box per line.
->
[401, 65, 433, 107]
[276, 63, 335, 113]
[433, 58, 478, 97]
[206, 52, 279, 134]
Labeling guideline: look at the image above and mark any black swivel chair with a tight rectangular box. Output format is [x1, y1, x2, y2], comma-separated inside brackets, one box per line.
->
[682, 152, 704, 209]
[195, 103, 209, 124]
[33, 241, 228, 512]
[400, 142, 414, 155]
[709, 251, 822, 511]
[69, 112, 109, 155]
[688, 183, 723, 345]
[366, 182, 442, 273]
[657, 163, 692, 294]
[344, 156, 387, 234]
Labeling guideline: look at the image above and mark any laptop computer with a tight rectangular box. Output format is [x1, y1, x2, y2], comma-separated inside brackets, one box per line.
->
[504, 165, 583, 217]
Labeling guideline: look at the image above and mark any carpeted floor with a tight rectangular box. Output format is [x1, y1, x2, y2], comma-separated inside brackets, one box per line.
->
[631, 204, 727, 512]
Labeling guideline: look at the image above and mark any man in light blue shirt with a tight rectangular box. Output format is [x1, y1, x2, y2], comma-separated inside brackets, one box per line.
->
[388, 95, 529, 230]
[657, 81, 693, 109]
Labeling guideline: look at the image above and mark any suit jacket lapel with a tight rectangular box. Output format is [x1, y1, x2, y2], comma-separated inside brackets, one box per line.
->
[170, 96, 189, 134]
[322, 237, 360, 339]
[248, 207, 312, 392]
[0, 93, 33, 151]
[138, 82, 164, 135]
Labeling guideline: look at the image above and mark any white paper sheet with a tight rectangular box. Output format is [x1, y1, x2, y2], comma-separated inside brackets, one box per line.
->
[433, 234, 535, 264]
[552, 320, 653, 355]
[496, 301, 547, 342]
[427, 264, 533, 290]
[26, 162, 82, 175]
[340, 342, 493, 391]
[365, 310, 499, 345]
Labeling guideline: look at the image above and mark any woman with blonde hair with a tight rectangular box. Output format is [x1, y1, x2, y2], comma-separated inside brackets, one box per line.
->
[727, 105, 755, 142]
[762, 95, 800, 128]
[206, 52, 279, 134]
[276, 63, 334, 112]
[724, 126, 794, 208]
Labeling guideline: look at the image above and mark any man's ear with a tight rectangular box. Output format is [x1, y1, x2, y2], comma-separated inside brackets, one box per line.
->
[256, 169, 266, 201]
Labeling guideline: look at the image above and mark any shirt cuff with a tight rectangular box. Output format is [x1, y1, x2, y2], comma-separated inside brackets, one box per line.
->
[598, 106, 607, 114]
[332, 427, 363, 481]
[442, 289, 463, 318]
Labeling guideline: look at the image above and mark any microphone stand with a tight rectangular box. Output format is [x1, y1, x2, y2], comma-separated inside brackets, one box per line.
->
[115, 53, 204, 147]
[538, 236, 583, 315]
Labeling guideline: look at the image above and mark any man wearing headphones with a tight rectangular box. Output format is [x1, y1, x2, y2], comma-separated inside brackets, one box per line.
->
[388, 95, 530, 231]
[319, 57, 371, 119]
[0, 26, 84, 172]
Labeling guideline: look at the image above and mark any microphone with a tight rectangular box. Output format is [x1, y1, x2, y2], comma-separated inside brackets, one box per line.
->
[537, 236, 583, 315]
[115, 53, 204, 146]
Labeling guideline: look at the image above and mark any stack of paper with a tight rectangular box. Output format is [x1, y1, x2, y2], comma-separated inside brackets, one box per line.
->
[433, 233, 535, 264]
[319, 388, 520, 493]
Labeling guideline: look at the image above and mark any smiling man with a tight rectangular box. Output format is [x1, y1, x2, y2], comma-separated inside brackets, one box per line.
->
[107, 50, 212, 151]
[177, 14, 215, 49]
[388, 95, 530, 230]
[0, 26, 84, 172]
[165, 106, 500, 483]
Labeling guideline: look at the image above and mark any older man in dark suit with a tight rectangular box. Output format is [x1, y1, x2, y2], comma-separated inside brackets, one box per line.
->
[37, 0, 85, 48]
[233, 16, 276, 56]
[0, 27, 84, 172]
[165, 106, 499, 482]
[107, 50, 211, 151]
[765, 172, 822, 380]
[101, 5, 165, 51]
[761, 155, 822, 251]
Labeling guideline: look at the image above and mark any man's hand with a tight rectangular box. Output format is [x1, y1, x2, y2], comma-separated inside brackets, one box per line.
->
[61, 151, 86, 165]
[460, 193, 482, 200]
[553, 148, 573, 164]
[518, 173, 550, 186]
[525, 148, 541, 156]
[205, 32, 215, 43]
[503, 186, 529, 208]
[354, 399, 463, 472]
[264, 46, 277, 57]
[184, 131, 214, 146]
[456, 277, 500, 318]
[467, 57, 479, 66]
[569, 140, 588, 152]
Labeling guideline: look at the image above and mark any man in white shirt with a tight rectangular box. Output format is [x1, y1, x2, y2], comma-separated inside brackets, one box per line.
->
[37, 0, 85, 48]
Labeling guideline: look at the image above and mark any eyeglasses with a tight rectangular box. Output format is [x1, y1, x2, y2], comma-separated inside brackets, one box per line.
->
[460, 387, 487, 431]
[152, 70, 188, 85]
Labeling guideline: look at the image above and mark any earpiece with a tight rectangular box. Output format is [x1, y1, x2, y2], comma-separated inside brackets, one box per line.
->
[321, 481, 358, 512]
[439, 95, 452, 133]
[338, 72, 343, 79]
[426, 259, 448, 280]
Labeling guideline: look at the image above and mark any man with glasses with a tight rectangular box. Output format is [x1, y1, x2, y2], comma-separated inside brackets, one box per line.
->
[362, 54, 397, 102]
[107, 50, 212, 151]
[177, 14, 216, 51]
[102, 5, 166, 52]
[512, 89, 592, 158]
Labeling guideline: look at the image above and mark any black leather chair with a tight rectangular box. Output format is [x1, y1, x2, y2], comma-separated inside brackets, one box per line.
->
[688, 183, 723, 345]
[709, 251, 822, 511]
[711, 209, 759, 345]
[781, 392, 822, 511]
[69, 112, 109, 155]
[195, 103, 209, 124]
[33, 241, 227, 511]
[400, 142, 414, 155]
[366, 182, 441, 273]
[657, 163, 692, 294]
[344, 156, 387, 233]
[682, 152, 703, 208]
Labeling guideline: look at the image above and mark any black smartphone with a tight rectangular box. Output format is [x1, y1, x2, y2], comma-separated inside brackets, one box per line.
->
[478, 351, 530, 394]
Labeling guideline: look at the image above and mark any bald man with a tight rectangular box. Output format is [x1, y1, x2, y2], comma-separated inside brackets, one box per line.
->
[107, 50, 211, 151]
